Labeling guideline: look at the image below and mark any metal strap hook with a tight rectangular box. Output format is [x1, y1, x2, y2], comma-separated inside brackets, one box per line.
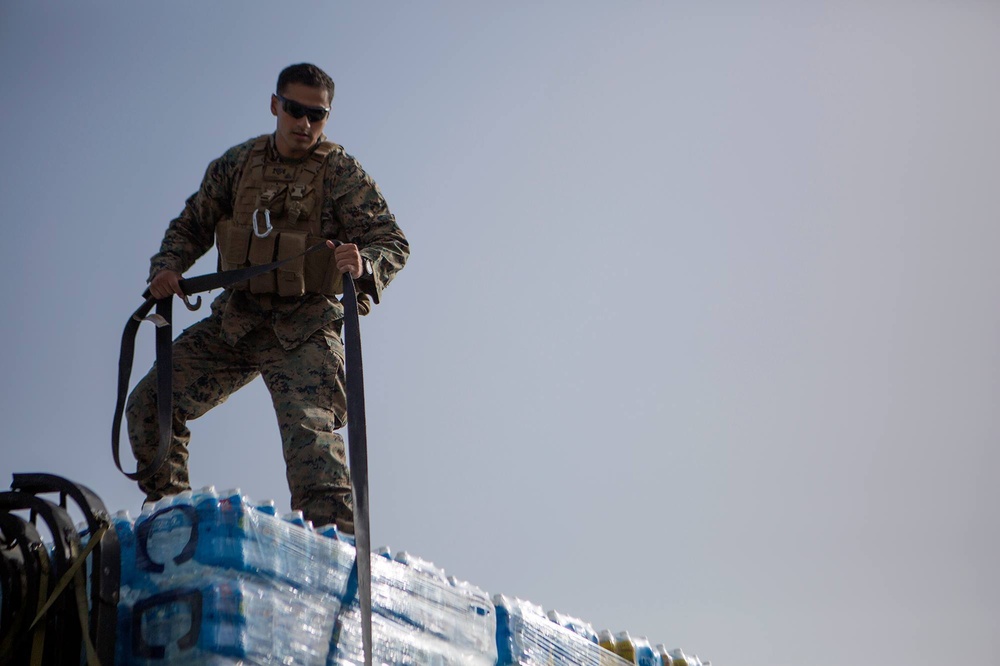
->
[180, 293, 202, 311]
[252, 208, 273, 238]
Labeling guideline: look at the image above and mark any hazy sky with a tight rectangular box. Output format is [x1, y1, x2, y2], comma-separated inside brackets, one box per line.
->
[1, 3, 998, 665]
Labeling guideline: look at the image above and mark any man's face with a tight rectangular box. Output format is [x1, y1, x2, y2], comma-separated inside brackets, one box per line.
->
[271, 82, 332, 159]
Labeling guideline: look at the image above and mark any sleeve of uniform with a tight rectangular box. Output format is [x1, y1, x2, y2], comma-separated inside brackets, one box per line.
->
[323, 150, 409, 305]
[147, 146, 242, 282]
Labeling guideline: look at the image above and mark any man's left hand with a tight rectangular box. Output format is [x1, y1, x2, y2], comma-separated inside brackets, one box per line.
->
[329, 240, 363, 278]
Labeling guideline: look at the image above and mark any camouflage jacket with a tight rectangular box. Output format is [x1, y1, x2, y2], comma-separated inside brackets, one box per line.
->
[148, 134, 409, 350]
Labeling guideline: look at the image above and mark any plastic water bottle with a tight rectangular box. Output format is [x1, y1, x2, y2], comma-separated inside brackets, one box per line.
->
[656, 643, 674, 665]
[634, 635, 658, 666]
[219, 487, 252, 570]
[282, 509, 308, 528]
[668, 648, 690, 666]
[135, 493, 198, 578]
[220, 487, 246, 521]
[220, 486, 245, 531]
[614, 630, 637, 663]
[255, 498, 277, 516]
[129, 583, 205, 661]
[491, 594, 519, 666]
[394, 550, 448, 582]
[112, 510, 136, 586]
[317, 523, 339, 539]
[285, 509, 320, 586]
[192, 485, 223, 568]
[547, 609, 599, 643]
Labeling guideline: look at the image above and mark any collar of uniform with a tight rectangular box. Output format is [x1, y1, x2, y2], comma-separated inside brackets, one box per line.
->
[267, 133, 329, 164]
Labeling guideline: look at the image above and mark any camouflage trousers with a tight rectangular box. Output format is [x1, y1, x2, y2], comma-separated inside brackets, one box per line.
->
[126, 312, 352, 527]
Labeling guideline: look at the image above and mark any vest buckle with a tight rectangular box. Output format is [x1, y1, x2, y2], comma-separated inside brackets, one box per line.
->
[252, 208, 273, 238]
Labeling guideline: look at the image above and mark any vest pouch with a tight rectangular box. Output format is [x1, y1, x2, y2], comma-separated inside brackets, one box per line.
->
[304, 237, 343, 296]
[275, 231, 307, 297]
[217, 222, 251, 270]
[248, 234, 278, 293]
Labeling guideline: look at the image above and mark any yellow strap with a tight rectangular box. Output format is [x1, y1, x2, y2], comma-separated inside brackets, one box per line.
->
[74, 562, 101, 666]
[28, 523, 108, 632]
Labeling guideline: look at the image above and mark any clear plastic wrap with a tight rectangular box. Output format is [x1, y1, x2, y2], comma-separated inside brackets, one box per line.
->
[128, 488, 356, 596]
[547, 609, 600, 644]
[120, 570, 338, 665]
[329, 549, 497, 665]
[116, 492, 495, 665]
[114, 491, 699, 666]
[494, 594, 632, 666]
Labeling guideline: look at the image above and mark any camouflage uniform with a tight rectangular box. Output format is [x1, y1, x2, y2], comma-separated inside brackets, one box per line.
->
[126, 134, 408, 526]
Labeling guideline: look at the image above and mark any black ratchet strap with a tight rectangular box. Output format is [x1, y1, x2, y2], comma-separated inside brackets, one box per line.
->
[341, 264, 373, 666]
[112, 241, 329, 480]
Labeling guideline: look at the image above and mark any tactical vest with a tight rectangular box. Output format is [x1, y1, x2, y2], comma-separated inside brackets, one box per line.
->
[216, 135, 345, 297]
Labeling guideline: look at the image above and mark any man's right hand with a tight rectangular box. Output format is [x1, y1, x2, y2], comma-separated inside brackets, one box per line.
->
[149, 270, 183, 300]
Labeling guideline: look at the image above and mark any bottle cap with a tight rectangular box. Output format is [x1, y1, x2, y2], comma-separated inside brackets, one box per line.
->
[255, 499, 277, 515]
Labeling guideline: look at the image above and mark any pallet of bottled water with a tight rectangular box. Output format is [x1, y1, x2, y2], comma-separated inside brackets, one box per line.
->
[492, 596, 708, 666]
[112, 487, 497, 665]
[109, 486, 709, 666]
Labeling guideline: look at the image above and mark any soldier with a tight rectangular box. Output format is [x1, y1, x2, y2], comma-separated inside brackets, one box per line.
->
[126, 63, 408, 532]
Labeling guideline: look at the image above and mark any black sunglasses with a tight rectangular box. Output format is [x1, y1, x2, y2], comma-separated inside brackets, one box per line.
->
[275, 93, 329, 123]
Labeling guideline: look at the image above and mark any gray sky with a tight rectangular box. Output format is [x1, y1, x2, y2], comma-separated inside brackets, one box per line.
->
[2, 2, 998, 664]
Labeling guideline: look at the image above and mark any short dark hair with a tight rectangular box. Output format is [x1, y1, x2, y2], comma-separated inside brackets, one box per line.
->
[276, 63, 335, 100]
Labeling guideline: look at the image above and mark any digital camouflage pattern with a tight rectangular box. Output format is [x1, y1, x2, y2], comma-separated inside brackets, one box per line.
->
[128, 133, 408, 526]
[127, 307, 353, 523]
[149, 133, 408, 350]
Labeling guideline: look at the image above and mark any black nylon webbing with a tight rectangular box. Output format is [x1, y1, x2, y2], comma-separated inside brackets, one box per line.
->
[341, 271, 372, 666]
[112, 242, 329, 480]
